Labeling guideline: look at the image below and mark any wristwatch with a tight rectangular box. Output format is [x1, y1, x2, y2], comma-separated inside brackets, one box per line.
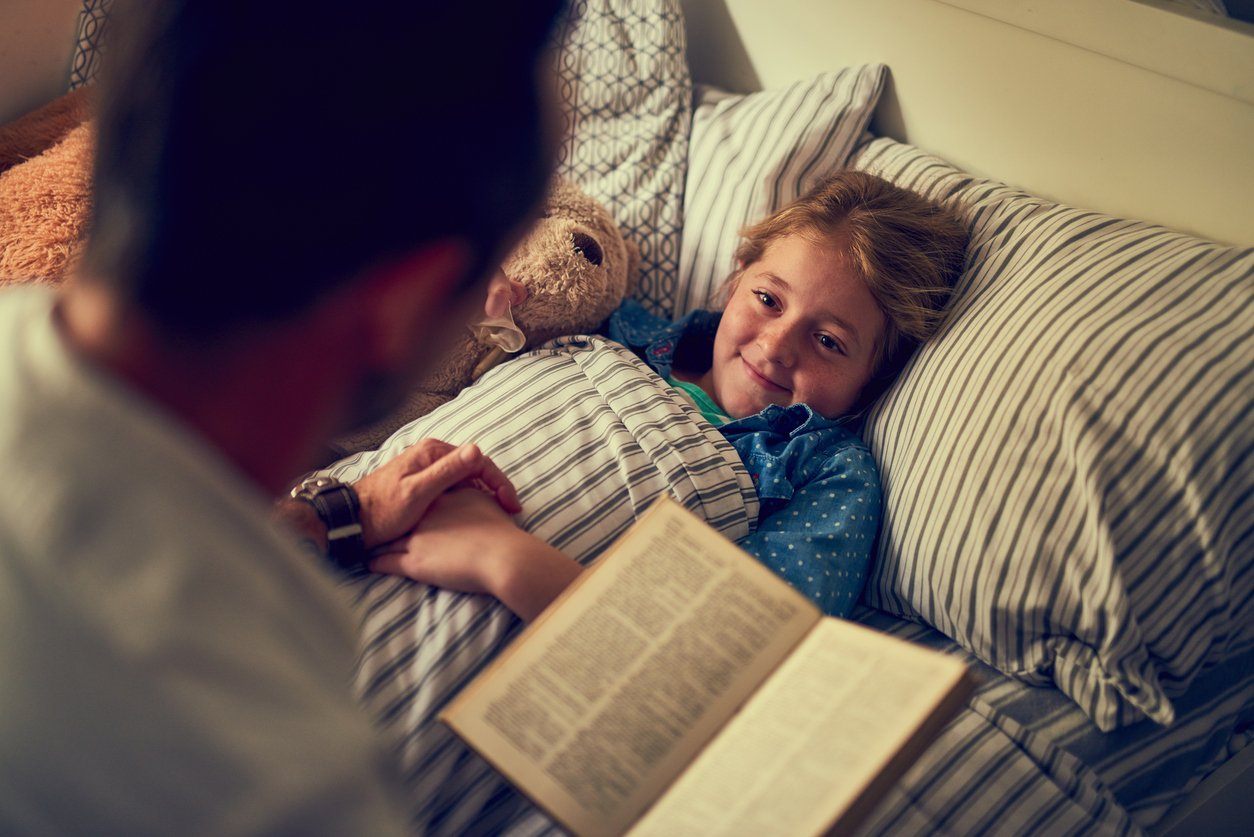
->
[290, 476, 366, 571]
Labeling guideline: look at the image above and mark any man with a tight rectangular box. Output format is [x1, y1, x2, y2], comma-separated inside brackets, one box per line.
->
[0, 1, 570, 832]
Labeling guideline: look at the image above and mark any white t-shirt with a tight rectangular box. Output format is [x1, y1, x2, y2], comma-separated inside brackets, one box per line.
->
[0, 287, 409, 835]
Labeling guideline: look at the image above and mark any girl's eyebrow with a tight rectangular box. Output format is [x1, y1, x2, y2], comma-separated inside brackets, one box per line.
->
[761, 272, 863, 349]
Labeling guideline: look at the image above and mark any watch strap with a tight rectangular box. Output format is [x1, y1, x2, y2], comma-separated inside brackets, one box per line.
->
[292, 478, 366, 571]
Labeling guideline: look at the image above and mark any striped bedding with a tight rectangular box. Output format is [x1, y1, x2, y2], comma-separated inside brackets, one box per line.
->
[497, 606, 1253, 837]
[311, 135, 1251, 834]
[846, 609, 1253, 836]
[315, 331, 1250, 836]
[315, 334, 759, 834]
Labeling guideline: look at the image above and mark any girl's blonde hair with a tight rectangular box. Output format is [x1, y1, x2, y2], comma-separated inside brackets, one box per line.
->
[731, 170, 969, 388]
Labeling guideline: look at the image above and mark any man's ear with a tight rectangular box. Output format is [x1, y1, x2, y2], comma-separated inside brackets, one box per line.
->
[353, 241, 473, 366]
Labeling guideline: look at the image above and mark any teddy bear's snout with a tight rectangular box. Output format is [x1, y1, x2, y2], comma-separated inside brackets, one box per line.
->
[570, 231, 603, 267]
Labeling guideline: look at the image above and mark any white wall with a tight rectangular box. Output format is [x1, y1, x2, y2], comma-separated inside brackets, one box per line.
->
[0, 0, 82, 124]
[682, 0, 1254, 246]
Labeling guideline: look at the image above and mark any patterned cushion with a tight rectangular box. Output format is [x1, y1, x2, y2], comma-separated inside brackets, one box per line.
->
[316, 335, 758, 831]
[62, 0, 691, 313]
[674, 66, 886, 316]
[554, 0, 691, 317]
[851, 136, 1254, 732]
[69, 0, 114, 91]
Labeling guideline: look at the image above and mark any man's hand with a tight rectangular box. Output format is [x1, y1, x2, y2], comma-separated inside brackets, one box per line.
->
[353, 438, 522, 549]
[369, 488, 581, 621]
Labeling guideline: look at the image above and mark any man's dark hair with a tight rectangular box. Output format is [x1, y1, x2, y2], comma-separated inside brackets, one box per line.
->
[84, 1, 566, 335]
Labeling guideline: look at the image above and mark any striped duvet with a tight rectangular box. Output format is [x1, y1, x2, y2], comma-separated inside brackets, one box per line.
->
[314, 331, 1250, 837]
[317, 331, 1249, 837]
[317, 334, 759, 833]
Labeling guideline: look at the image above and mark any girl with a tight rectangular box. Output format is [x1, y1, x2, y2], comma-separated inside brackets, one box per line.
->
[371, 171, 968, 620]
[604, 170, 968, 615]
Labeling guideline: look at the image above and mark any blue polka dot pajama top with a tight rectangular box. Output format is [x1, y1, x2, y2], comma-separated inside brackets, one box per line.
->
[605, 300, 882, 617]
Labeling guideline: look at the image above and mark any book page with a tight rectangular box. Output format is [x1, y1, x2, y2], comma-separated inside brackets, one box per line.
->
[629, 618, 972, 837]
[440, 498, 819, 837]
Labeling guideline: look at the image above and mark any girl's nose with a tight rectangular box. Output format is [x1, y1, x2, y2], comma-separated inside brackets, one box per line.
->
[758, 323, 797, 367]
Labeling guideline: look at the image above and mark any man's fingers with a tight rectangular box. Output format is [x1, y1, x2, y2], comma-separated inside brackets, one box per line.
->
[416, 444, 520, 514]
[468, 453, 522, 513]
[399, 438, 455, 472]
[495, 483, 522, 514]
[402, 444, 487, 515]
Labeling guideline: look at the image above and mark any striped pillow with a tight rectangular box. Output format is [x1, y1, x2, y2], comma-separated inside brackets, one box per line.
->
[674, 66, 886, 317]
[851, 137, 1254, 732]
[554, 0, 691, 317]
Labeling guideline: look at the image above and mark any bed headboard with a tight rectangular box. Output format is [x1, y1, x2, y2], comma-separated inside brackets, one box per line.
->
[680, 0, 1254, 246]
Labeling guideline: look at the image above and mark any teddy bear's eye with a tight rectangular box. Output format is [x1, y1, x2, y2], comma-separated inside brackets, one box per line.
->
[571, 232, 603, 267]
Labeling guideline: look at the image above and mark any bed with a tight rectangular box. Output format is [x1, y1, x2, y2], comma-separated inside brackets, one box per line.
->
[49, 1, 1253, 834]
[300, 3, 1253, 834]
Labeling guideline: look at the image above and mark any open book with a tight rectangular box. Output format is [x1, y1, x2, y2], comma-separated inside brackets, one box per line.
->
[440, 496, 974, 837]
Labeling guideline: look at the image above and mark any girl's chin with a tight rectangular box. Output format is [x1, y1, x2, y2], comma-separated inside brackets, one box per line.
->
[725, 393, 784, 419]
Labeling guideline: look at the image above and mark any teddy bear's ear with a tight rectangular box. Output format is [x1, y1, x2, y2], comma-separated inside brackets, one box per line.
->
[622, 236, 642, 295]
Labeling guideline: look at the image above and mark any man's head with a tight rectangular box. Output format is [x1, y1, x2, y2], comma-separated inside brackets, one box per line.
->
[83, 1, 565, 339]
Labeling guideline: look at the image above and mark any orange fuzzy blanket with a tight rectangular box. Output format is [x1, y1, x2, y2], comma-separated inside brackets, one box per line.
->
[0, 87, 94, 285]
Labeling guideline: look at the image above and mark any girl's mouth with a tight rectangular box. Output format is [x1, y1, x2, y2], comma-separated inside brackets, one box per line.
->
[740, 356, 789, 393]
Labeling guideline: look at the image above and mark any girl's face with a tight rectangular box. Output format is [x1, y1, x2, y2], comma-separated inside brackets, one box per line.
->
[704, 234, 885, 419]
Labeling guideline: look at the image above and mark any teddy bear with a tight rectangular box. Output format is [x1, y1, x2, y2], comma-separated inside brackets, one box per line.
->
[328, 177, 637, 456]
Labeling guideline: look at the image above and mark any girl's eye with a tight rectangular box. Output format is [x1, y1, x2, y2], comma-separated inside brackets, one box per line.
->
[754, 290, 777, 309]
[816, 333, 845, 355]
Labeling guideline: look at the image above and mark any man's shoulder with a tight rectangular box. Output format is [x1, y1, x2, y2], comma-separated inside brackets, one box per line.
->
[0, 309, 399, 832]
[0, 283, 54, 314]
[0, 281, 358, 663]
[0, 284, 55, 383]
[0, 405, 356, 655]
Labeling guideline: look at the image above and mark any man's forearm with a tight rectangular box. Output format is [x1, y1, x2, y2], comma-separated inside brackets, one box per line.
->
[271, 497, 329, 552]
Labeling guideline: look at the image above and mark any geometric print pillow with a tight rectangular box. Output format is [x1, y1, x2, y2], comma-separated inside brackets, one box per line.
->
[553, 0, 691, 316]
[68, 0, 115, 91]
[852, 136, 1254, 732]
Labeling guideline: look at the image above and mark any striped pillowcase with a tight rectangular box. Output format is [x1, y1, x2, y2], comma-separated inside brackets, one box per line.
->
[674, 66, 887, 317]
[851, 136, 1254, 732]
[553, 0, 691, 317]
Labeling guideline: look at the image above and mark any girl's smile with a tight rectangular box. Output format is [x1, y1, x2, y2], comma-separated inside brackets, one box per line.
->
[740, 355, 789, 393]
